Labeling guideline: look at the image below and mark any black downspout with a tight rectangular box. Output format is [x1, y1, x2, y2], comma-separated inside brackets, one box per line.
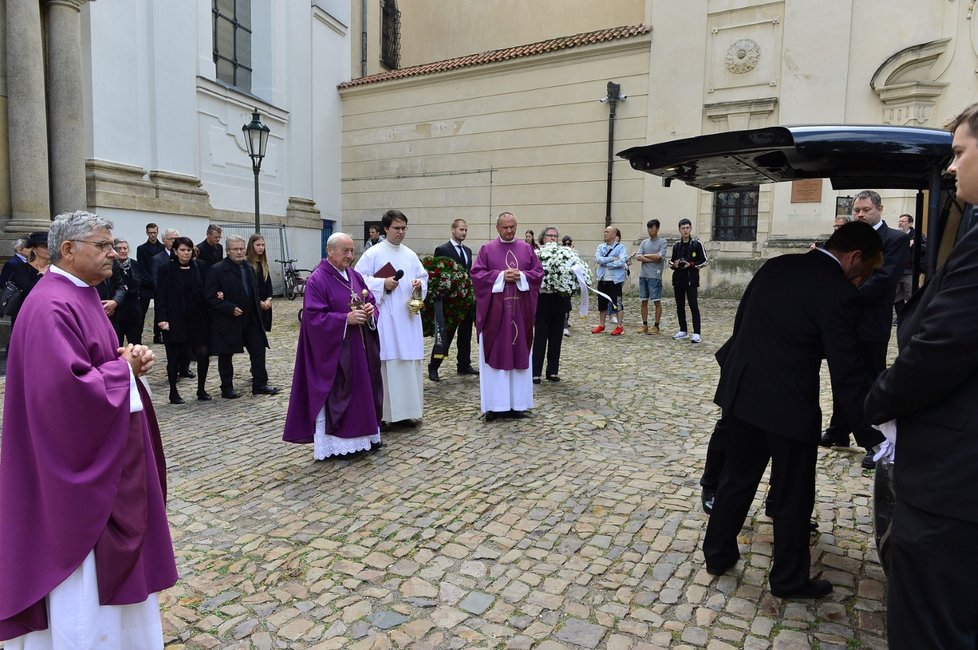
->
[912, 189, 924, 291]
[925, 165, 942, 278]
[604, 81, 621, 227]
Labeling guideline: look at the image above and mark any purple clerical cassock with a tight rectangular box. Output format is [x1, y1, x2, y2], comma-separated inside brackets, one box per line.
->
[283, 258, 384, 453]
[0, 272, 177, 639]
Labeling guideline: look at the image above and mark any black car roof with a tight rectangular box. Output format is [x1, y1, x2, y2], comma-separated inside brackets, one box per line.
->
[618, 125, 953, 192]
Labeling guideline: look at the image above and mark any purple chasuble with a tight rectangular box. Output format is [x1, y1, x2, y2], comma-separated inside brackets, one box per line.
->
[0, 272, 177, 640]
[471, 238, 543, 370]
[283, 259, 383, 443]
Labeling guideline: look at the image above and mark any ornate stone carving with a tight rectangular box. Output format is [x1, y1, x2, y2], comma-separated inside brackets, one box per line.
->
[725, 38, 760, 74]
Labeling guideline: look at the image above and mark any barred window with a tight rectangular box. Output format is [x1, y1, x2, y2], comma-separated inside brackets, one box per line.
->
[713, 187, 759, 241]
[213, 0, 252, 91]
[380, 0, 400, 70]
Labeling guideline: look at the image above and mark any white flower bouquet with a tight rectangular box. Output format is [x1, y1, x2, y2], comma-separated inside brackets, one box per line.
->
[537, 242, 591, 295]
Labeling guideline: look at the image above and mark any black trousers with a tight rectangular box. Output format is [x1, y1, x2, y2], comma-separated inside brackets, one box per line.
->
[703, 416, 817, 594]
[141, 296, 162, 341]
[165, 341, 210, 394]
[825, 339, 886, 449]
[217, 321, 268, 390]
[532, 294, 569, 378]
[115, 316, 144, 346]
[887, 499, 978, 649]
[700, 417, 728, 491]
[674, 282, 700, 334]
[429, 307, 474, 372]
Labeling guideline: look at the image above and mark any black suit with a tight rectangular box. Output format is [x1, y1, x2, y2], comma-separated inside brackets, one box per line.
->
[825, 220, 909, 448]
[704, 250, 867, 595]
[136, 239, 165, 337]
[158, 259, 212, 397]
[114, 260, 146, 345]
[197, 240, 224, 268]
[205, 258, 270, 391]
[865, 225, 978, 648]
[428, 240, 475, 373]
[95, 262, 127, 337]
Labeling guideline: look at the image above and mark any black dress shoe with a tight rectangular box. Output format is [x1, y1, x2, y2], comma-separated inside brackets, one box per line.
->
[546, 375, 561, 382]
[861, 451, 877, 470]
[701, 488, 715, 515]
[197, 391, 213, 401]
[484, 411, 499, 422]
[819, 431, 850, 448]
[772, 578, 832, 599]
[532, 377, 542, 384]
[810, 519, 819, 533]
[705, 557, 738, 576]
[369, 441, 384, 452]
[508, 410, 528, 419]
[221, 389, 241, 399]
[253, 385, 281, 396]
[179, 370, 196, 379]
[428, 367, 440, 382]
[457, 366, 479, 375]
[395, 419, 419, 428]
[169, 391, 185, 405]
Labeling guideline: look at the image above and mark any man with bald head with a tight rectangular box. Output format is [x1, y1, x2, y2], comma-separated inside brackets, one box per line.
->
[284, 233, 384, 459]
[471, 211, 544, 420]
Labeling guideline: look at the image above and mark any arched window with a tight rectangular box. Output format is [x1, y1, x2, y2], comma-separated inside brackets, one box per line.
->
[380, 0, 400, 70]
[213, 0, 253, 91]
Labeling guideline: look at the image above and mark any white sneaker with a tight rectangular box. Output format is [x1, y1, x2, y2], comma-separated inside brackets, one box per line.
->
[563, 328, 570, 337]
[673, 331, 688, 340]
[691, 333, 701, 343]
[611, 315, 619, 324]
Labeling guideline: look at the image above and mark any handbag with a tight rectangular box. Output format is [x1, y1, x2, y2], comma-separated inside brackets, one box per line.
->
[0, 280, 24, 317]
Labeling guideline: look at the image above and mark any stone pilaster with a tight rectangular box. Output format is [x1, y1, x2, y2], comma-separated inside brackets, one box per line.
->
[5, 0, 51, 232]
[45, 0, 89, 215]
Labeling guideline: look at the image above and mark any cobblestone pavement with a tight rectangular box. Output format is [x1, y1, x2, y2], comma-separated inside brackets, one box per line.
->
[3, 296, 891, 649]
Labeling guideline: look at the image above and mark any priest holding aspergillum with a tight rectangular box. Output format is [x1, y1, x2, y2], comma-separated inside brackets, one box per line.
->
[471, 211, 544, 421]
[355, 210, 428, 428]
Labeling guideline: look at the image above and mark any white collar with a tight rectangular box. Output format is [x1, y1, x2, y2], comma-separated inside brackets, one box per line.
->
[50, 264, 89, 287]
[327, 260, 349, 280]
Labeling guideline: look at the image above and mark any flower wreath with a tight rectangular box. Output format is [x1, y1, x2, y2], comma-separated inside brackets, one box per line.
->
[537, 242, 591, 295]
[421, 255, 475, 337]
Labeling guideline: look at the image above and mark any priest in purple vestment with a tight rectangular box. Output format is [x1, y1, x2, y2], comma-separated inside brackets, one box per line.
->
[0, 211, 177, 647]
[283, 233, 384, 459]
[471, 212, 544, 420]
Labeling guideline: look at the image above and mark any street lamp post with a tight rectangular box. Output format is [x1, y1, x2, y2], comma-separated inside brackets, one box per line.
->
[242, 108, 270, 233]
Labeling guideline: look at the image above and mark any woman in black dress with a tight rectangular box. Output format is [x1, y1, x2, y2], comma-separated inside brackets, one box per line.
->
[156, 236, 211, 403]
[247, 233, 273, 332]
[9, 231, 51, 330]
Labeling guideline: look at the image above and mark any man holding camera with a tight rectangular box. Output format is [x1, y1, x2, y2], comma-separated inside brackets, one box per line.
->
[670, 218, 708, 343]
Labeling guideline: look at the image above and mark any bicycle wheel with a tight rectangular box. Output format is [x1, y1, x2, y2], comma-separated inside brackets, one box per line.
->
[285, 274, 296, 300]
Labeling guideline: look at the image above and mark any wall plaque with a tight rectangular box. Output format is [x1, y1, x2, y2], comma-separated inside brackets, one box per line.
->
[791, 179, 823, 203]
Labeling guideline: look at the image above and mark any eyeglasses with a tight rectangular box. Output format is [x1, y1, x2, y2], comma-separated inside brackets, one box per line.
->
[72, 239, 115, 253]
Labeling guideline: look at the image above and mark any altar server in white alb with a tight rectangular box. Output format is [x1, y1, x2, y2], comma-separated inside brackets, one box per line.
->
[355, 209, 429, 426]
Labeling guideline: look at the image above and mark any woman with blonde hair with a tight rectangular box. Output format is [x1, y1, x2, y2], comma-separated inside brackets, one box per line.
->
[247, 233, 273, 332]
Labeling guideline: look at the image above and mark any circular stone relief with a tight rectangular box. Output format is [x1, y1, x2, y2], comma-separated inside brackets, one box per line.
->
[725, 38, 760, 74]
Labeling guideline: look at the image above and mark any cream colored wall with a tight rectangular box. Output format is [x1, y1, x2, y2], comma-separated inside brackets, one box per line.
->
[638, 0, 977, 255]
[342, 0, 978, 265]
[396, 0, 645, 67]
[341, 38, 651, 258]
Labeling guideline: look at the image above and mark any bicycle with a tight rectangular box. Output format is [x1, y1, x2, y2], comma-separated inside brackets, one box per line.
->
[275, 259, 312, 301]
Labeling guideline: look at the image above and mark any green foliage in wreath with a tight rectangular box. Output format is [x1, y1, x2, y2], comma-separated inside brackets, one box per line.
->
[421, 255, 475, 337]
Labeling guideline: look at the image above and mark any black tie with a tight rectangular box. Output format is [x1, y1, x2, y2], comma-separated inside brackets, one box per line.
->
[457, 245, 466, 267]
[240, 264, 251, 297]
